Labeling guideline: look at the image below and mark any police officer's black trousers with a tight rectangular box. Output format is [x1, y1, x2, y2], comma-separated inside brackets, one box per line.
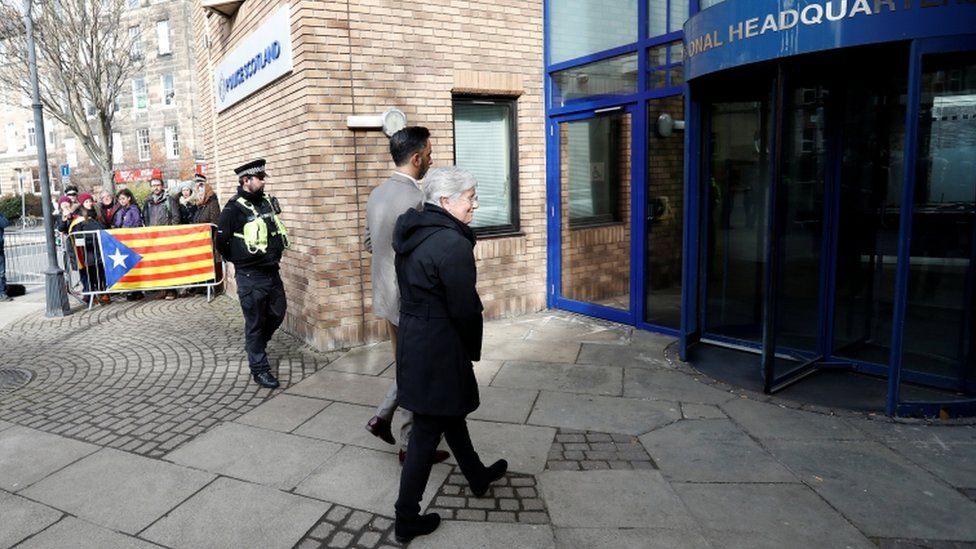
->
[236, 268, 286, 374]
[395, 413, 486, 518]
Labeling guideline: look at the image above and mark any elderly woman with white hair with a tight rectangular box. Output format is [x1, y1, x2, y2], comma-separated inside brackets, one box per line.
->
[391, 166, 507, 543]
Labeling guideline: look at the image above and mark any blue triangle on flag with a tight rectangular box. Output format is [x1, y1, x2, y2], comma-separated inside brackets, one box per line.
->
[98, 231, 142, 289]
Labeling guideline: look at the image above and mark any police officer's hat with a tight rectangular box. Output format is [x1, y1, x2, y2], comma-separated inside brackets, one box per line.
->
[234, 159, 267, 178]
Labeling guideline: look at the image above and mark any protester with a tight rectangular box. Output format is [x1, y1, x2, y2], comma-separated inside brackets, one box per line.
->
[69, 207, 110, 303]
[96, 190, 116, 229]
[392, 167, 505, 543]
[112, 189, 142, 228]
[177, 181, 197, 224]
[194, 183, 220, 225]
[57, 195, 80, 235]
[0, 213, 10, 301]
[143, 177, 177, 227]
[216, 159, 289, 389]
[363, 126, 449, 466]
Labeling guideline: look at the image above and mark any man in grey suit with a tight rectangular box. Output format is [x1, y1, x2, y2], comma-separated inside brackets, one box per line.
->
[364, 126, 448, 465]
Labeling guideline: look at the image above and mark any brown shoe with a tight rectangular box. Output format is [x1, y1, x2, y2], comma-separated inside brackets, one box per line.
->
[98, 294, 111, 305]
[398, 449, 450, 466]
[365, 416, 395, 445]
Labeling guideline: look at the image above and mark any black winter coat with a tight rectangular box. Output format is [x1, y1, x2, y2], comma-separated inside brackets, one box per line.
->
[215, 186, 285, 270]
[393, 204, 483, 417]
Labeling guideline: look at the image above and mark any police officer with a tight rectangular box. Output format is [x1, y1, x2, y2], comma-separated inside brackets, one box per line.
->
[216, 159, 289, 389]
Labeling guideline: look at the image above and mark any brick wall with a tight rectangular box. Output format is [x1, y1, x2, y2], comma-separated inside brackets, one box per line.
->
[194, 0, 546, 351]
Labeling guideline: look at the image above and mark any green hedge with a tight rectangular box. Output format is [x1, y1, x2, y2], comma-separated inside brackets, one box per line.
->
[0, 193, 44, 220]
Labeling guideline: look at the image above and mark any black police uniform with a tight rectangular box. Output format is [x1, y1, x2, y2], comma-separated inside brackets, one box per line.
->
[215, 159, 287, 387]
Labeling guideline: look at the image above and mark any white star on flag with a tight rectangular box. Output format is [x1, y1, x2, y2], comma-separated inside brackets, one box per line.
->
[109, 249, 128, 268]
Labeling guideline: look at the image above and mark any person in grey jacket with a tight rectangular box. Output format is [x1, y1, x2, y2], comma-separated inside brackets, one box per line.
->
[363, 126, 448, 465]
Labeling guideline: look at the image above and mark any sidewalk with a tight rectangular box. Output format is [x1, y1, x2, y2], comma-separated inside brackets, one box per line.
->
[1, 295, 975, 548]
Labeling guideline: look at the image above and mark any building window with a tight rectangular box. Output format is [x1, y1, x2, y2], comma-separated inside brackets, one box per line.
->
[127, 0, 141, 8]
[161, 73, 175, 106]
[137, 128, 150, 161]
[132, 77, 148, 110]
[129, 26, 143, 59]
[565, 113, 627, 226]
[647, 41, 684, 89]
[156, 20, 171, 56]
[164, 126, 179, 159]
[649, 0, 690, 36]
[112, 132, 123, 164]
[84, 99, 97, 118]
[549, 0, 636, 65]
[5, 123, 15, 153]
[453, 97, 519, 235]
[26, 124, 35, 149]
[65, 138, 77, 166]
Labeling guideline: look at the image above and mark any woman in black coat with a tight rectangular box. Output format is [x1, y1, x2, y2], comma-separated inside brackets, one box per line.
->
[392, 167, 507, 543]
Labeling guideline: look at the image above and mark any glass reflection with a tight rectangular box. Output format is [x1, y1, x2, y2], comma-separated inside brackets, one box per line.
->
[549, 0, 637, 65]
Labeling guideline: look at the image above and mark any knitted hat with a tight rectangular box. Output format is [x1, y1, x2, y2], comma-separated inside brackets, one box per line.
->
[78, 192, 94, 204]
[57, 196, 72, 206]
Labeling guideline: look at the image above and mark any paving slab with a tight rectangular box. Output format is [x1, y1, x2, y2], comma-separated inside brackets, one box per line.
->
[0, 419, 11, 432]
[21, 448, 215, 534]
[445, 420, 556, 475]
[295, 445, 450, 516]
[412, 521, 555, 549]
[480, 340, 581, 363]
[286, 370, 392, 405]
[767, 439, 976, 540]
[0, 491, 62, 548]
[721, 397, 866, 441]
[164, 422, 342, 490]
[554, 527, 711, 549]
[294, 401, 407, 453]
[849, 421, 976, 489]
[0, 426, 99, 491]
[473, 360, 504, 386]
[468, 385, 539, 424]
[491, 361, 623, 396]
[524, 316, 631, 345]
[630, 330, 679, 351]
[624, 368, 734, 405]
[528, 391, 680, 435]
[538, 470, 693, 529]
[681, 403, 726, 419]
[16, 517, 159, 549]
[576, 343, 670, 368]
[234, 394, 332, 433]
[142, 477, 330, 549]
[639, 419, 796, 483]
[674, 483, 875, 549]
[324, 343, 394, 376]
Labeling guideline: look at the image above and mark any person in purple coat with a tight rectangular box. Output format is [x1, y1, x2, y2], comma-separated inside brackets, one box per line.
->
[112, 189, 143, 228]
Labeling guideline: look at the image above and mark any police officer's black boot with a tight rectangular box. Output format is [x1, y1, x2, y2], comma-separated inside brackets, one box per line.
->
[253, 371, 279, 389]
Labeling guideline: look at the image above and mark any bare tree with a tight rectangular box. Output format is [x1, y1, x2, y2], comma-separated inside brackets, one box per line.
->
[0, 0, 141, 194]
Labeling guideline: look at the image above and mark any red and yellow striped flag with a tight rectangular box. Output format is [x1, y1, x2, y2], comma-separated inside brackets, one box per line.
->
[100, 224, 216, 290]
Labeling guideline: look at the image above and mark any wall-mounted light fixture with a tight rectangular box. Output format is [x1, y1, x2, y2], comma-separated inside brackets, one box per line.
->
[346, 108, 408, 137]
[656, 112, 685, 137]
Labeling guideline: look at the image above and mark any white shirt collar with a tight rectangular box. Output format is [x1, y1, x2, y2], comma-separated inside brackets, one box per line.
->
[394, 171, 422, 190]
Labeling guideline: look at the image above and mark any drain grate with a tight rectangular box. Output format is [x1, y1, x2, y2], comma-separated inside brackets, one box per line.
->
[0, 367, 33, 394]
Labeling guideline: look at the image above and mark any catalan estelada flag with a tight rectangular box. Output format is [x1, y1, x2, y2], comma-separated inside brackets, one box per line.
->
[99, 224, 215, 290]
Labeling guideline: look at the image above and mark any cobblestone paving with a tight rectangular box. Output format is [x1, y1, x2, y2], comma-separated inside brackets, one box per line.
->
[0, 296, 340, 458]
[426, 467, 550, 524]
[295, 505, 402, 549]
[546, 428, 658, 471]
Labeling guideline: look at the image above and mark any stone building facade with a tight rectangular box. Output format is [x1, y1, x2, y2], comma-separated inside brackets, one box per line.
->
[194, 0, 547, 350]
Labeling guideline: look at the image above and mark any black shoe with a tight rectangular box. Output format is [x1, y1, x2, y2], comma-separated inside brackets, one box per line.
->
[252, 371, 280, 389]
[398, 449, 450, 466]
[470, 459, 508, 497]
[394, 512, 440, 543]
[366, 415, 396, 445]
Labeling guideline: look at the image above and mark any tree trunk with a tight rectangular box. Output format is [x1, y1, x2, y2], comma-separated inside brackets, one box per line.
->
[100, 159, 115, 194]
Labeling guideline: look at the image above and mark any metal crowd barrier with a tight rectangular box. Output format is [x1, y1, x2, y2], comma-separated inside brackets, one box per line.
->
[3, 227, 49, 286]
[66, 224, 225, 309]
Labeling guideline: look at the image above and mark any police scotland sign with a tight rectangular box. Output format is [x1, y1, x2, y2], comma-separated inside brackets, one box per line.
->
[214, 5, 294, 112]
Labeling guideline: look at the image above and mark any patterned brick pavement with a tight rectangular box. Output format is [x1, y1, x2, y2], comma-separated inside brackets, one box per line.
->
[0, 295, 340, 458]
[546, 428, 658, 471]
[296, 505, 402, 549]
[426, 467, 550, 524]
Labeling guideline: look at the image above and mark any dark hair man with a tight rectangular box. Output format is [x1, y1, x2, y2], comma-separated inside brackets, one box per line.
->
[363, 126, 447, 466]
[216, 159, 290, 389]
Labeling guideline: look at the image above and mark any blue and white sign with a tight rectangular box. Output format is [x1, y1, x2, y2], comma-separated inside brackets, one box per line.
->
[684, 0, 976, 80]
[59, 164, 70, 178]
[214, 5, 294, 112]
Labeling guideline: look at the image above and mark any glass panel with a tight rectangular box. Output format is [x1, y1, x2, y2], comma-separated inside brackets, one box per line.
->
[645, 95, 684, 328]
[454, 101, 513, 229]
[549, 0, 637, 65]
[833, 59, 907, 365]
[552, 53, 638, 107]
[902, 51, 976, 385]
[772, 84, 828, 355]
[703, 101, 770, 341]
[560, 111, 632, 311]
[648, 0, 666, 37]
[699, 0, 726, 9]
[669, 0, 689, 33]
[647, 42, 684, 90]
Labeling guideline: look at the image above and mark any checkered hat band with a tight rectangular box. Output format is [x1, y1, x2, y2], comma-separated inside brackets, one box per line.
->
[239, 166, 265, 176]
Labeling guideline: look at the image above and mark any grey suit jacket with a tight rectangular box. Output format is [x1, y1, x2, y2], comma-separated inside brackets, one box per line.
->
[364, 173, 423, 324]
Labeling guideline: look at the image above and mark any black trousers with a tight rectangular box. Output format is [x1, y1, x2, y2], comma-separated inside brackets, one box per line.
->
[236, 268, 286, 374]
[396, 413, 485, 518]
